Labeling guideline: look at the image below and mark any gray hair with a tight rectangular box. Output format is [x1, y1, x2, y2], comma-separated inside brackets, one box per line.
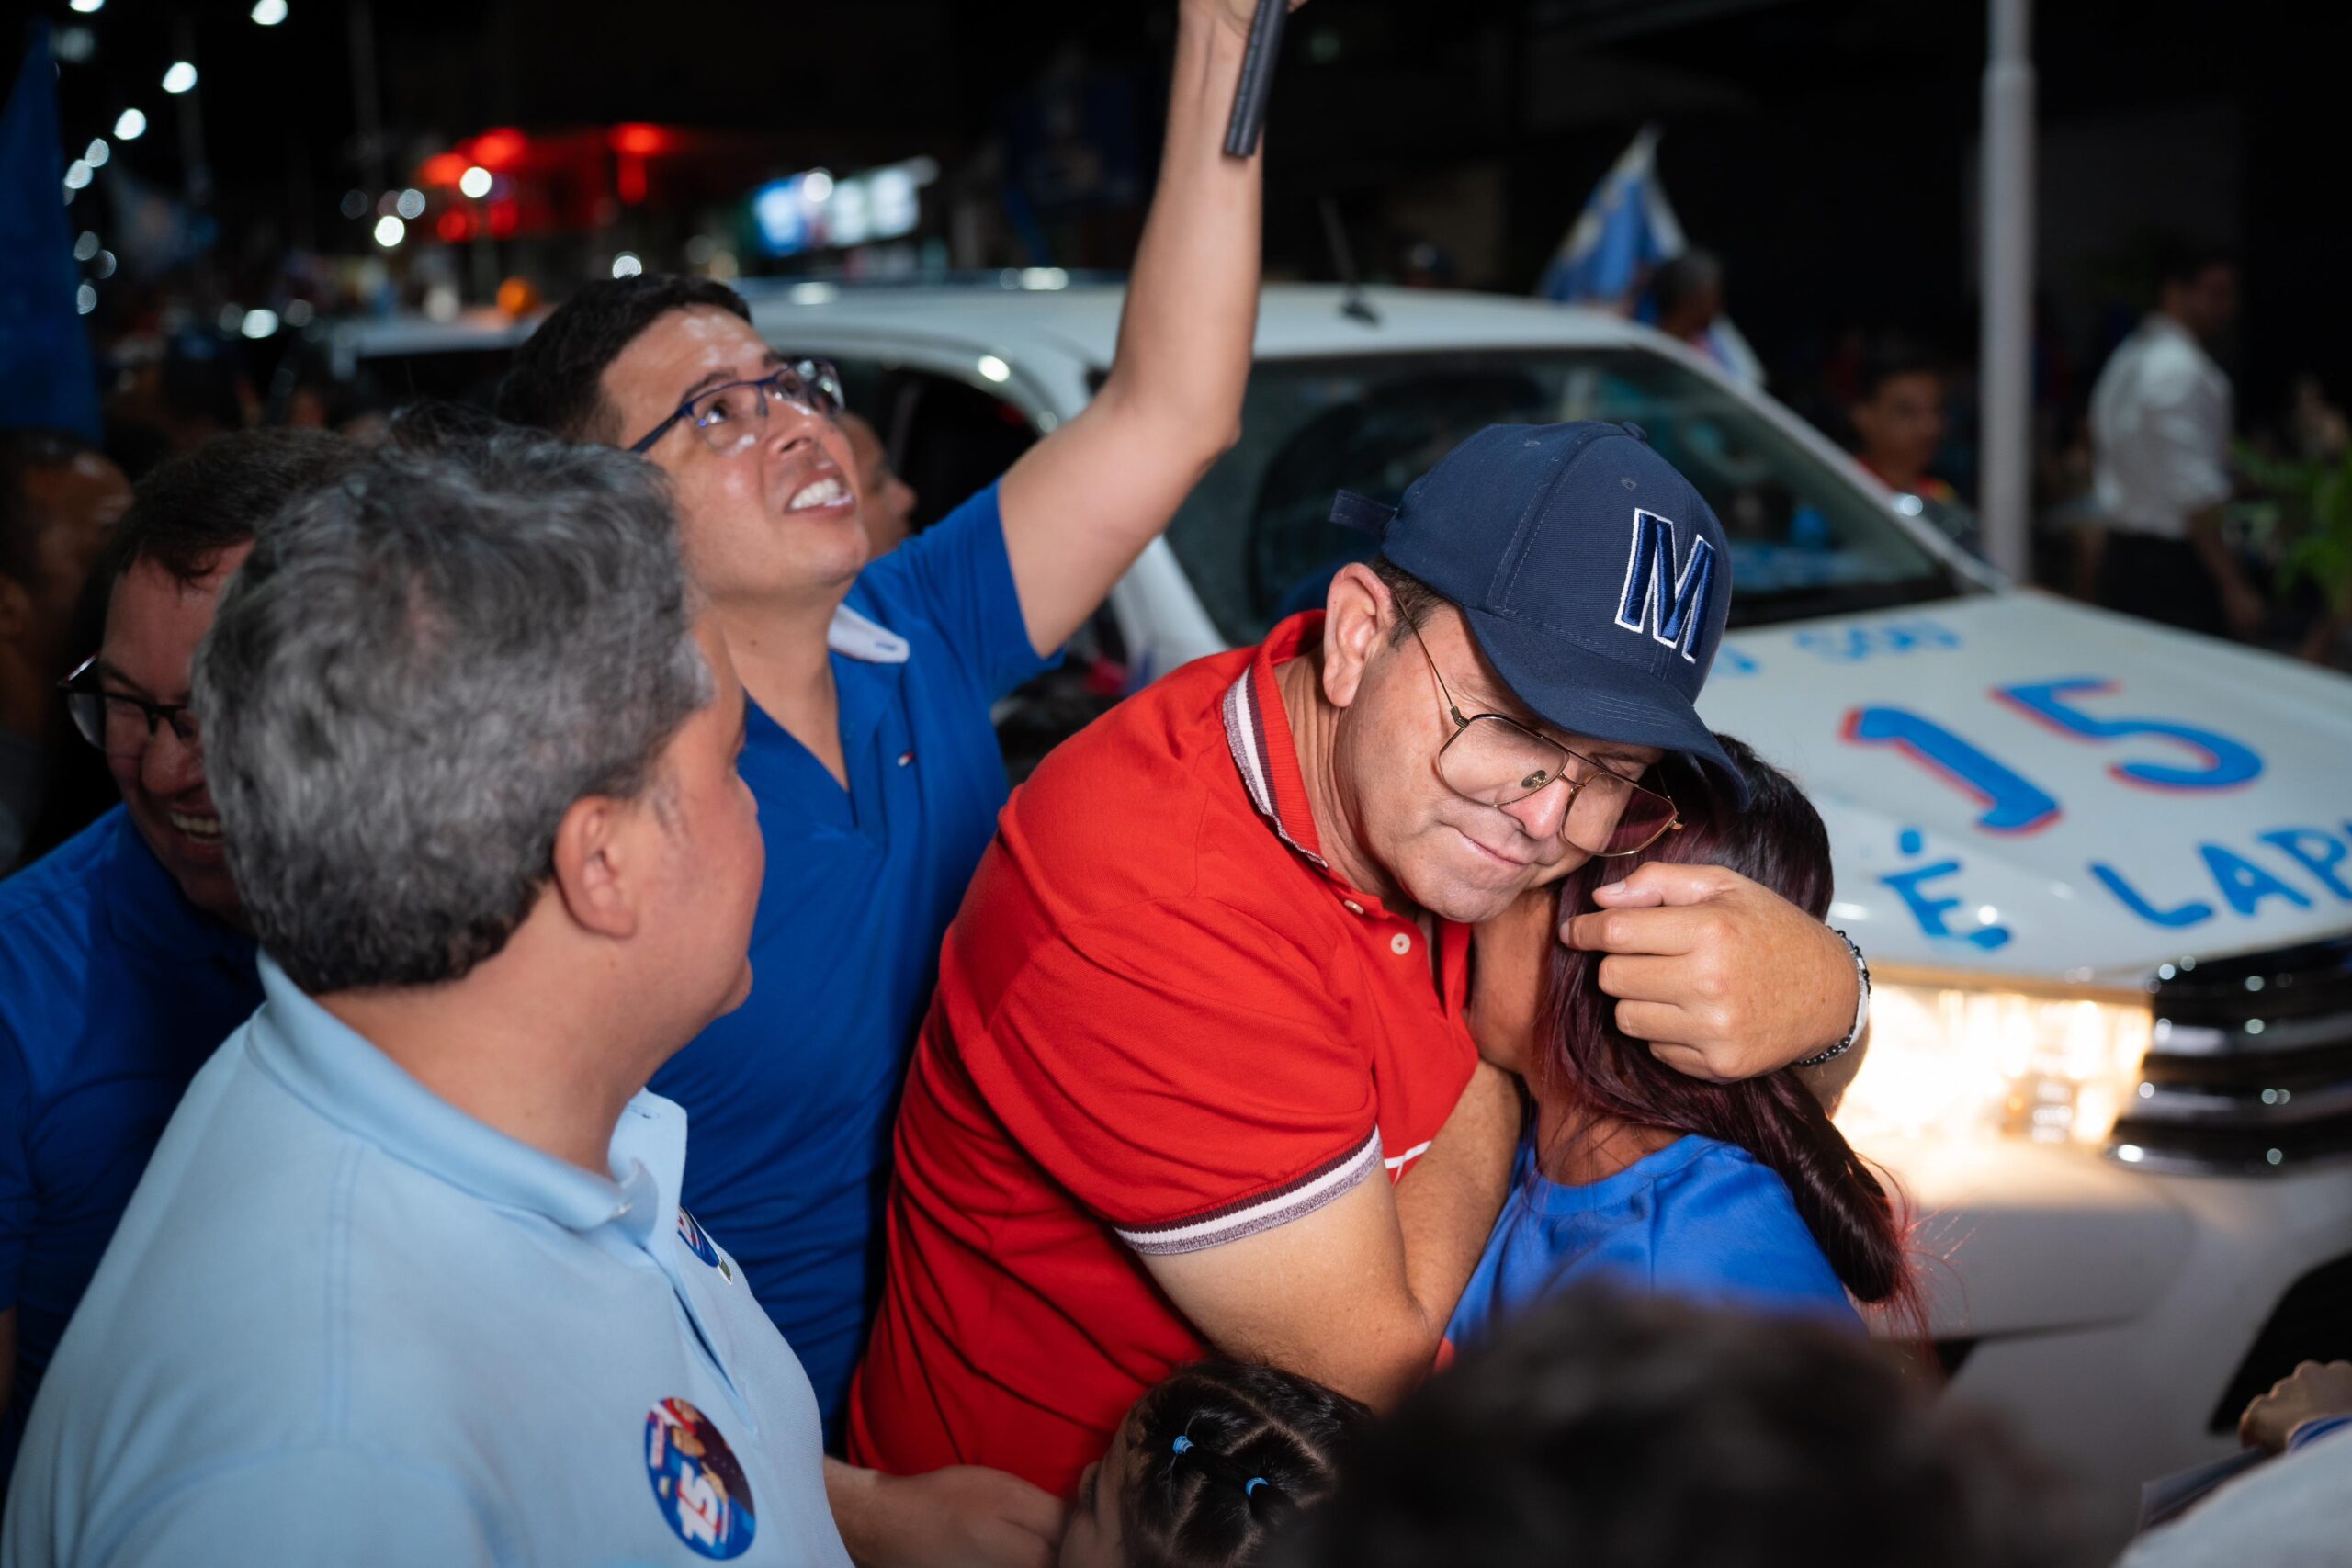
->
[194, 425, 712, 995]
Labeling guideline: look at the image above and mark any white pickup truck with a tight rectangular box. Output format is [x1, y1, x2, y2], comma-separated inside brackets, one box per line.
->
[740, 276, 2352, 1545]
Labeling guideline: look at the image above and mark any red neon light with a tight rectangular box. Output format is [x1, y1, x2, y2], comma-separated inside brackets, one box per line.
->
[470, 128, 527, 170]
[610, 123, 671, 156]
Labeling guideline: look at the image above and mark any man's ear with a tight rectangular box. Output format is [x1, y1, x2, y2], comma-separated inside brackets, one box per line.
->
[548, 794, 642, 941]
[1320, 562, 1392, 710]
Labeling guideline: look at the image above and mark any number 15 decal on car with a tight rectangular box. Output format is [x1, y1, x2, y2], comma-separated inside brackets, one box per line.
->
[1993, 678, 2263, 792]
[1842, 677, 2264, 835]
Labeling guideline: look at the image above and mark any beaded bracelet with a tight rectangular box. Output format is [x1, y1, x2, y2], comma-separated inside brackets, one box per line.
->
[1794, 929, 1871, 1069]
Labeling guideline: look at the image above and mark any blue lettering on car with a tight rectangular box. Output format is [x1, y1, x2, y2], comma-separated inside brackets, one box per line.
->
[1842, 706, 2063, 835]
[1995, 678, 2263, 792]
[2089, 823, 2352, 930]
[1795, 619, 1962, 663]
[1877, 828, 2015, 949]
[2258, 828, 2352, 899]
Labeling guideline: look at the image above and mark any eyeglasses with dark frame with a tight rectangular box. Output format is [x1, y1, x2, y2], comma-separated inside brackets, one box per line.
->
[1404, 620, 1681, 857]
[628, 359, 845, 457]
[58, 656, 200, 759]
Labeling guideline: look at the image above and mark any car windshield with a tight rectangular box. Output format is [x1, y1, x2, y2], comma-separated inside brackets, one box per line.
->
[1161, 347, 1969, 646]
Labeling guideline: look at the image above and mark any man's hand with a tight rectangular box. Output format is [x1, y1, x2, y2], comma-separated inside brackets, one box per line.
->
[1564, 862, 1857, 1082]
[2188, 508, 2266, 640]
[2239, 1361, 2352, 1453]
[825, 1460, 1066, 1568]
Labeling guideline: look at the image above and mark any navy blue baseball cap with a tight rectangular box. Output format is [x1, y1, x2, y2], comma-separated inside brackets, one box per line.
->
[1335, 421, 1746, 806]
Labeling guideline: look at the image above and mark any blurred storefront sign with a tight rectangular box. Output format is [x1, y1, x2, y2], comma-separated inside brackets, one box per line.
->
[750, 159, 939, 259]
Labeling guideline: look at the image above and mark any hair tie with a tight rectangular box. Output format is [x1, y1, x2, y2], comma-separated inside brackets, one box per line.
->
[1245, 1477, 1269, 1497]
[1171, 1436, 1193, 1456]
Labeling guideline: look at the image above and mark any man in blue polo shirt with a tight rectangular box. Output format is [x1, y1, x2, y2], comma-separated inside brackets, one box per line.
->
[6, 430, 1006, 1565]
[494, 0, 1293, 1442]
[0, 430, 350, 1477]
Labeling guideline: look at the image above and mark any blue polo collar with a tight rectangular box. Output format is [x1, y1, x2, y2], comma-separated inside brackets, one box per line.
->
[244, 954, 676, 1248]
[98, 810, 254, 970]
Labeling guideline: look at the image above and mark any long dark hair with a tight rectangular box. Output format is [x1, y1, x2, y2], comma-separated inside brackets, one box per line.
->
[1540, 735, 1920, 1328]
[1122, 1360, 1371, 1568]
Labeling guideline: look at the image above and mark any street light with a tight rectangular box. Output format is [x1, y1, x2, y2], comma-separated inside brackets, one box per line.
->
[373, 214, 405, 247]
[252, 0, 289, 24]
[69, 0, 105, 14]
[458, 165, 492, 199]
[161, 62, 198, 94]
[114, 108, 147, 140]
[85, 138, 109, 167]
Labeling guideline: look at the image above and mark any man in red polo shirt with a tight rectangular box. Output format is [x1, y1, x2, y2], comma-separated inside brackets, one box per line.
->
[850, 423, 1871, 1495]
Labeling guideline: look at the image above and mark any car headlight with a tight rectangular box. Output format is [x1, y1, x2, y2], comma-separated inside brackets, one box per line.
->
[1832, 967, 2154, 1149]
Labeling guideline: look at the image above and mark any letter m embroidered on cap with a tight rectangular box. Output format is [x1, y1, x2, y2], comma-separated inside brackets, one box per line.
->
[1612, 509, 1716, 663]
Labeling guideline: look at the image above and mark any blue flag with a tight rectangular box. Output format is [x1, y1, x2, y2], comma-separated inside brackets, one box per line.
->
[1537, 126, 1764, 387]
[1538, 127, 1677, 309]
[0, 21, 103, 442]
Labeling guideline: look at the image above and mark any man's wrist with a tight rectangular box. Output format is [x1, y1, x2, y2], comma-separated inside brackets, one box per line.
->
[823, 1459, 890, 1562]
[2288, 1413, 2352, 1453]
[1182, 0, 1257, 47]
[1794, 929, 1870, 1069]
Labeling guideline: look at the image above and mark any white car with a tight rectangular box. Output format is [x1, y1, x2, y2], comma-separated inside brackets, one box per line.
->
[750, 277, 2352, 1546]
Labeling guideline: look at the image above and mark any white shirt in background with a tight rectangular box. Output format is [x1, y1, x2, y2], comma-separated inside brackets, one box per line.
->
[2089, 313, 2233, 540]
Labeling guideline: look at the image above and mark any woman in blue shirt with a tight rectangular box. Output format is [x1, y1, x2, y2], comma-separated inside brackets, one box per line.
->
[1452, 735, 1917, 1348]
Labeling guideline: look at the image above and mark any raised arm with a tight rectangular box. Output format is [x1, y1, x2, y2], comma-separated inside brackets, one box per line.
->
[998, 0, 1297, 656]
[1140, 1060, 1520, 1411]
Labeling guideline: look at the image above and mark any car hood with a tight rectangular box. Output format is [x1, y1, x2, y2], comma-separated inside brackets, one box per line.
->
[1699, 591, 2352, 981]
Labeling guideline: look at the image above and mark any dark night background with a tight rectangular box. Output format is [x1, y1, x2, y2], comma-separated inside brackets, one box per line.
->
[20, 0, 2348, 431]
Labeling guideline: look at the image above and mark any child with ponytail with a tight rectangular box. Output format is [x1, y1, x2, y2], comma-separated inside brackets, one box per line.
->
[1451, 732, 1920, 1347]
[1058, 1360, 1369, 1568]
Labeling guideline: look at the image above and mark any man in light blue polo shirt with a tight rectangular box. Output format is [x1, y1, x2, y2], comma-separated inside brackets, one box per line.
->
[0, 430, 351, 1479]
[6, 431, 1011, 1564]
[492, 0, 1285, 1443]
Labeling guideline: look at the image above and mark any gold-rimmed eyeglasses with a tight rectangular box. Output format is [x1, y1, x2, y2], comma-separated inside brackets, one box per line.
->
[1405, 620, 1680, 857]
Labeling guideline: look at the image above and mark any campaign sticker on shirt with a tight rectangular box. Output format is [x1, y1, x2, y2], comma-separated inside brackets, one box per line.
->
[676, 1207, 722, 1269]
[644, 1397, 757, 1559]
